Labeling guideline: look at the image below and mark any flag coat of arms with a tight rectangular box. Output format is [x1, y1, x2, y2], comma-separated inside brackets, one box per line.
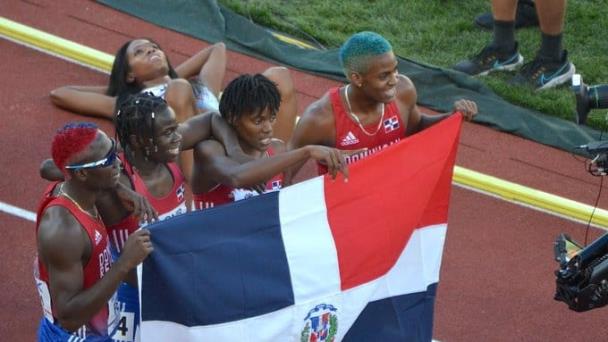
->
[138, 114, 462, 341]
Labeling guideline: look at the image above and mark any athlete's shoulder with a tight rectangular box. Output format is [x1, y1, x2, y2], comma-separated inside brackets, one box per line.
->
[38, 205, 86, 254]
[396, 74, 417, 106]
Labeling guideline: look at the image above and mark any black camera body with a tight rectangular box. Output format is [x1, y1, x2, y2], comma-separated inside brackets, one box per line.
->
[554, 233, 608, 311]
[573, 74, 608, 125]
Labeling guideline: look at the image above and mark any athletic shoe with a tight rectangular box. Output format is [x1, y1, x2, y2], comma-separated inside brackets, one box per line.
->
[509, 51, 575, 90]
[452, 43, 524, 76]
[475, 0, 539, 30]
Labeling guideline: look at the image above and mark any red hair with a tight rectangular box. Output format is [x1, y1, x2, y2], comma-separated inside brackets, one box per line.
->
[51, 123, 99, 172]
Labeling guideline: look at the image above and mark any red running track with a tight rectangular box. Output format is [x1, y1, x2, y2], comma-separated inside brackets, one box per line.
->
[2, 0, 608, 340]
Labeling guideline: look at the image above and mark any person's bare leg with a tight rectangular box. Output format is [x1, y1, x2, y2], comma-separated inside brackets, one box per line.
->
[263, 67, 297, 143]
[198, 42, 227, 98]
[165, 79, 198, 183]
[535, 0, 567, 61]
[492, 0, 518, 21]
[535, 0, 566, 35]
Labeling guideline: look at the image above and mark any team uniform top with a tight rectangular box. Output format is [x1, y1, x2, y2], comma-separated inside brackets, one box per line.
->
[106, 154, 187, 253]
[34, 182, 118, 339]
[318, 86, 406, 174]
[192, 147, 283, 210]
[143, 83, 219, 112]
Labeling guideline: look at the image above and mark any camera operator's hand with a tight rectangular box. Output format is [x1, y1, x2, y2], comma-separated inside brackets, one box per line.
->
[117, 229, 153, 272]
[453, 99, 478, 121]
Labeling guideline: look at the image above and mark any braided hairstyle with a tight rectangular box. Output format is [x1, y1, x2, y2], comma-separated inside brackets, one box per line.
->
[114, 92, 169, 161]
[51, 122, 99, 175]
[219, 74, 281, 124]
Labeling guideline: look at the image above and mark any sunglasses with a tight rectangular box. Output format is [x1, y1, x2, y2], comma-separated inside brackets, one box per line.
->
[65, 139, 118, 170]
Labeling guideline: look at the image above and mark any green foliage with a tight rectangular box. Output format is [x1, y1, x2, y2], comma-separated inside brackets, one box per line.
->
[220, 0, 608, 129]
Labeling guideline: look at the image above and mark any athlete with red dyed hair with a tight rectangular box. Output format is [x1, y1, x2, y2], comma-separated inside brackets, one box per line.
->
[35, 123, 152, 341]
[41, 92, 250, 341]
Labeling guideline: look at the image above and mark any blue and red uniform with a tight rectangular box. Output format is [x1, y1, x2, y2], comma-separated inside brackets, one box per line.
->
[318, 86, 406, 174]
[35, 182, 119, 341]
[192, 147, 283, 210]
[105, 155, 187, 342]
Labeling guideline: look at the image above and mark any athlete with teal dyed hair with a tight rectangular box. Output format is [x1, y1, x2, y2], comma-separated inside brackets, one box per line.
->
[289, 31, 478, 177]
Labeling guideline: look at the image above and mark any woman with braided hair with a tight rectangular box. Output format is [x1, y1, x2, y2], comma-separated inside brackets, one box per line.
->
[41, 92, 245, 341]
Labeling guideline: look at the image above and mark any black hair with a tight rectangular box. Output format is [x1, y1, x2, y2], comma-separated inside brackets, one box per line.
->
[114, 92, 169, 161]
[219, 74, 281, 124]
[106, 38, 179, 98]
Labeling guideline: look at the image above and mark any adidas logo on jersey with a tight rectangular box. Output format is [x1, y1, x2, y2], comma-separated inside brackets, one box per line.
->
[340, 131, 360, 146]
[94, 230, 103, 245]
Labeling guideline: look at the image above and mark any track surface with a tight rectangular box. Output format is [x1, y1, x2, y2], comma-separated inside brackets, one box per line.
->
[2, 0, 608, 340]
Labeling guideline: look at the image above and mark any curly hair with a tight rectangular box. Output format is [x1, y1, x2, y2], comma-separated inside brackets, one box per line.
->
[219, 74, 281, 124]
[339, 31, 393, 75]
[51, 122, 98, 172]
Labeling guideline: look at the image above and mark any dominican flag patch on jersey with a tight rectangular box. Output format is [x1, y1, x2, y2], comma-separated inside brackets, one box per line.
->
[383, 116, 400, 133]
[175, 184, 185, 202]
[271, 180, 282, 191]
[138, 115, 463, 341]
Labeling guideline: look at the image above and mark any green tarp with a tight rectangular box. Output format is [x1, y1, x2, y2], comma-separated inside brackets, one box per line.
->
[98, 0, 602, 155]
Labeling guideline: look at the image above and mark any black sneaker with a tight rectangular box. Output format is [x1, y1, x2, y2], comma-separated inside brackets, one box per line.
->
[509, 51, 575, 90]
[475, 0, 539, 30]
[452, 43, 524, 76]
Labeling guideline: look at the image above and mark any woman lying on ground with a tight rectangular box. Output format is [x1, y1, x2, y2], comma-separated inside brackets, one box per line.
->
[50, 38, 299, 180]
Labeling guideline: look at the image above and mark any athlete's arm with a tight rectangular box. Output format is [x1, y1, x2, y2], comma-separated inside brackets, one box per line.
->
[193, 140, 347, 192]
[38, 207, 151, 332]
[178, 111, 247, 160]
[175, 42, 226, 96]
[289, 97, 336, 150]
[400, 76, 477, 135]
[285, 97, 336, 182]
[49, 86, 115, 119]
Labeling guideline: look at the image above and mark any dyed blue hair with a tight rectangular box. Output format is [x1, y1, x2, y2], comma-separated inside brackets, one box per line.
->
[339, 31, 393, 75]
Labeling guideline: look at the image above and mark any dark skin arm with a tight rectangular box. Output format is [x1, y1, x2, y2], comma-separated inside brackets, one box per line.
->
[177, 110, 247, 159]
[192, 140, 347, 194]
[39, 160, 158, 223]
[175, 42, 226, 96]
[49, 86, 115, 120]
[396, 75, 477, 135]
[37, 206, 152, 332]
[286, 94, 337, 181]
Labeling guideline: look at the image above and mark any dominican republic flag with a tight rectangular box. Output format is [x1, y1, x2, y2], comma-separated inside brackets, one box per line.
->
[138, 114, 462, 341]
[383, 116, 400, 133]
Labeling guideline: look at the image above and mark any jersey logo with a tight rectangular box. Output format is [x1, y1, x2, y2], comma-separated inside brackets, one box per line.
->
[94, 230, 103, 245]
[383, 116, 400, 133]
[340, 131, 360, 146]
[176, 184, 185, 202]
[270, 180, 282, 191]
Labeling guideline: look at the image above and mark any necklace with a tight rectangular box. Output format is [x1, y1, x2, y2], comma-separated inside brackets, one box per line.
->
[344, 84, 385, 137]
[59, 183, 100, 220]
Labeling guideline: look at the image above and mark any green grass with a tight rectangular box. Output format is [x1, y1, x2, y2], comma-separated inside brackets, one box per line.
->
[220, 0, 608, 129]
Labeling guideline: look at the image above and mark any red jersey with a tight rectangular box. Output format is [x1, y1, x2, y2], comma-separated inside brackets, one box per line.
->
[34, 182, 118, 338]
[193, 147, 283, 210]
[106, 155, 187, 253]
[318, 86, 406, 174]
